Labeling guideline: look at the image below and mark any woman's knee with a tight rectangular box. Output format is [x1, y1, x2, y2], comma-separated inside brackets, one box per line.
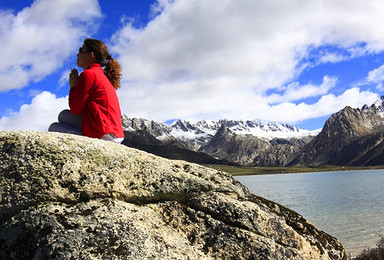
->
[58, 109, 82, 129]
[58, 109, 73, 122]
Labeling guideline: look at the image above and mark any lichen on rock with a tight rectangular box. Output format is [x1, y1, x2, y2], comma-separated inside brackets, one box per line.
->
[0, 131, 346, 259]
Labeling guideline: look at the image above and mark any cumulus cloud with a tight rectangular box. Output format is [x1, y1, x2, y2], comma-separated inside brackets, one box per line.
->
[110, 0, 384, 125]
[367, 64, 384, 84]
[264, 88, 379, 124]
[0, 0, 102, 92]
[358, 64, 384, 91]
[0, 91, 68, 131]
[267, 76, 338, 104]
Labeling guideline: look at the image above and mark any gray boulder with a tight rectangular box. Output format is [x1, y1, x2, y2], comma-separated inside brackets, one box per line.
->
[0, 131, 345, 259]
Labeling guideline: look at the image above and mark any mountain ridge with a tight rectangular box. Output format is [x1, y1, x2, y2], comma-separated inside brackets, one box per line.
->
[122, 96, 384, 167]
[122, 116, 318, 166]
[122, 116, 319, 149]
[288, 102, 384, 166]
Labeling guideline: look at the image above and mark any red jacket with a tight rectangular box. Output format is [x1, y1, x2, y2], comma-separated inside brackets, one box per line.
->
[69, 63, 124, 139]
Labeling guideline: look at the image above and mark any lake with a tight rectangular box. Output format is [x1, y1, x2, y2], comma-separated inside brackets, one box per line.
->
[235, 169, 384, 257]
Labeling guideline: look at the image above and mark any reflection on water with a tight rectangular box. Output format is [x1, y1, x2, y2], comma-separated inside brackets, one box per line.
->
[235, 169, 384, 256]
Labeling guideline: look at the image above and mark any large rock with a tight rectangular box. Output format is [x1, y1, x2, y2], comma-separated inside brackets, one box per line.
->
[0, 131, 345, 259]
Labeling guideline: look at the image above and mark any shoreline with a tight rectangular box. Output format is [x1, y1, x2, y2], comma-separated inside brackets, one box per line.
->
[204, 164, 384, 176]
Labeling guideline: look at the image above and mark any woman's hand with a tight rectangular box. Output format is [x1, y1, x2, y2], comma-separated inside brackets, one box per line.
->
[69, 68, 79, 89]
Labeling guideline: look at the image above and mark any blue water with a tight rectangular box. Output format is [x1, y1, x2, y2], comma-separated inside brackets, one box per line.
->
[235, 169, 384, 256]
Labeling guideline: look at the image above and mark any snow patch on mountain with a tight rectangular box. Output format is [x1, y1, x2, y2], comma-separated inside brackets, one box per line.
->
[170, 119, 320, 142]
[365, 95, 384, 118]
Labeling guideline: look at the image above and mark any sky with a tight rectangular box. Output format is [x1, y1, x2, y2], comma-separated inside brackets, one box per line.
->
[1, 0, 384, 131]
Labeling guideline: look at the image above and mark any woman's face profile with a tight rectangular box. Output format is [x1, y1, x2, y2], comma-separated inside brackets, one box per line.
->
[76, 45, 92, 69]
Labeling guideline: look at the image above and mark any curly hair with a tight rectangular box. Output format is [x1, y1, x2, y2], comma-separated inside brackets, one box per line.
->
[83, 38, 122, 89]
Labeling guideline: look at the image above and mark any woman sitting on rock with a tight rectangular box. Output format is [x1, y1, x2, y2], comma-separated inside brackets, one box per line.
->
[49, 38, 124, 143]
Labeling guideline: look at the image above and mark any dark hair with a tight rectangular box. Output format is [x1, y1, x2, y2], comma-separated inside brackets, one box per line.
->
[83, 38, 122, 89]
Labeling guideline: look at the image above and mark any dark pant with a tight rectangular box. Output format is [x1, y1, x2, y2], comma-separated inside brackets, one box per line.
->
[48, 110, 82, 136]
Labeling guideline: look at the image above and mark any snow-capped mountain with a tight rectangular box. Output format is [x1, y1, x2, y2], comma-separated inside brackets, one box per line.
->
[171, 119, 319, 142]
[122, 116, 173, 139]
[121, 116, 319, 166]
[169, 119, 320, 151]
[169, 120, 219, 150]
[122, 116, 319, 151]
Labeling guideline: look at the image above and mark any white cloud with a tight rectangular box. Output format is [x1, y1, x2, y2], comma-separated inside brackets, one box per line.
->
[264, 88, 379, 124]
[0, 91, 68, 131]
[367, 64, 384, 83]
[376, 83, 384, 91]
[110, 0, 384, 124]
[267, 76, 338, 104]
[58, 69, 71, 88]
[0, 0, 102, 92]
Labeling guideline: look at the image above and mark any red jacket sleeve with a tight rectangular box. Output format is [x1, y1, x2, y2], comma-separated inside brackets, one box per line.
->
[69, 70, 95, 115]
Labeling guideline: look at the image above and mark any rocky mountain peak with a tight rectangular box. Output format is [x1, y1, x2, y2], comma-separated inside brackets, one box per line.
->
[325, 102, 384, 139]
[172, 120, 197, 132]
[122, 116, 171, 138]
[288, 97, 384, 166]
[171, 119, 208, 135]
[364, 95, 384, 114]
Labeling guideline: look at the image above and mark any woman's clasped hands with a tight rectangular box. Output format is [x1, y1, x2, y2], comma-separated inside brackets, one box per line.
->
[69, 68, 79, 88]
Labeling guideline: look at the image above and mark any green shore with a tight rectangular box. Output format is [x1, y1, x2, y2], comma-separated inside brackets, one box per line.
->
[204, 164, 384, 176]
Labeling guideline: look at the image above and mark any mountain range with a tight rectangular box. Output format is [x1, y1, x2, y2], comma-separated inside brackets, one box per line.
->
[121, 96, 384, 167]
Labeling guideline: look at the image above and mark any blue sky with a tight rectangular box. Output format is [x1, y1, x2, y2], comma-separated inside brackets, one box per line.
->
[1, 0, 384, 131]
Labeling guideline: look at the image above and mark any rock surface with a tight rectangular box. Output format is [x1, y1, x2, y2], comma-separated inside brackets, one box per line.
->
[0, 131, 346, 259]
